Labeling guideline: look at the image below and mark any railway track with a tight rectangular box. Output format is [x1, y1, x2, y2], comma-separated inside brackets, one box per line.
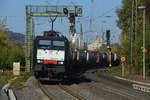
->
[37, 81, 85, 100]
[58, 84, 86, 100]
[31, 70, 150, 100]
[38, 81, 54, 100]
[83, 70, 150, 100]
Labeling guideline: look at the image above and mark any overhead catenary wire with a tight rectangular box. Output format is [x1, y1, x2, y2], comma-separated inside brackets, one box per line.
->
[45, 0, 60, 31]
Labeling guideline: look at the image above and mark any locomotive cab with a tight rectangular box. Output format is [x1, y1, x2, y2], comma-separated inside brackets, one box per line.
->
[32, 32, 69, 80]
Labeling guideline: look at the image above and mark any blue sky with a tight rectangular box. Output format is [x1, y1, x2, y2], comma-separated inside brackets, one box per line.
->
[0, 0, 122, 43]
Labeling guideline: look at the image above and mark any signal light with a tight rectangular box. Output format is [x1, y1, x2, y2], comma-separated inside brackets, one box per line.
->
[78, 8, 82, 14]
[63, 8, 68, 15]
[142, 48, 148, 53]
[37, 60, 43, 63]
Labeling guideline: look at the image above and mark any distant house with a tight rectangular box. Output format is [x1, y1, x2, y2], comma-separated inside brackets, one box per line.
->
[87, 37, 105, 51]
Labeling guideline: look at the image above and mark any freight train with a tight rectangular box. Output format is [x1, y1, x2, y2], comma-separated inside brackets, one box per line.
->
[32, 31, 119, 80]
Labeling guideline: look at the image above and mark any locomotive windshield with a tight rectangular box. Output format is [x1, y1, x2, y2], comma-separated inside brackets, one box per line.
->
[37, 40, 65, 50]
[53, 41, 64, 46]
[53, 41, 65, 50]
[38, 40, 51, 49]
[39, 40, 51, 45]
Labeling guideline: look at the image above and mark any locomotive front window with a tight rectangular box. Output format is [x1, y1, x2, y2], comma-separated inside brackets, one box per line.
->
[53, 41, 64, 46]
[38, 40, 51, 49]
[53, 41, 65, 50]
[39, 40, 51, 45]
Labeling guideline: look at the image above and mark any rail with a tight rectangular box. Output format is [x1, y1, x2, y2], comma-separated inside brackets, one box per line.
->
[37, 81, 54, 100]
[59, 84, 86, 100]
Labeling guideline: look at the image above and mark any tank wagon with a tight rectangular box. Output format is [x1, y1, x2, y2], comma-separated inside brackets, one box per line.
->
[69, 50, 120, 68]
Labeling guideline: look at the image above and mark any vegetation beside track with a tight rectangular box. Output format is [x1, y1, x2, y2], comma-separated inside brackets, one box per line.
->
[0, 20, 28, 90]
[115, 0, 150, 76]
[95, 67, 150, 83]
[96, 67, 122, 77]
[0, 22, 25, 71]
[95, 67, 134, 86]
[0, 71, 14, 89]
[8, 72, 31, 90]
[0, 71, 31, 90]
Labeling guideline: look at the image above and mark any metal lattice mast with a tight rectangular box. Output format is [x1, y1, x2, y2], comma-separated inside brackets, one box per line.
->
[25, 6, 32, 72]
[80, 23, 83, 50]
[32, 18, 35, 39]
[25, 5, 82, 72]
[30, 18, 35, 69]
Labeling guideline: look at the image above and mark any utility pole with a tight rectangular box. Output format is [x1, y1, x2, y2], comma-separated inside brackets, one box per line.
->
[134, 0, 138, 73]
[135, 0, 138, 40]
[131, 0, 134, 72]
[138, 6, 146, 79]
[131, 0, 138, 74]
[80, 23, 83, 50]
[143, 7, 146, 79]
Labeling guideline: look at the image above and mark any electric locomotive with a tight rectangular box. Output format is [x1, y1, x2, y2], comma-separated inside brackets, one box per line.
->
[32, 31, 70, 80]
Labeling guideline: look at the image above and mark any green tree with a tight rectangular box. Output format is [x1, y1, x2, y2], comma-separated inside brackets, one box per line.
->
[0, 24, 9, 47]
[0, 22, 25, 70]
[10, 47, 25, 66]
[117, 0, 150, 76]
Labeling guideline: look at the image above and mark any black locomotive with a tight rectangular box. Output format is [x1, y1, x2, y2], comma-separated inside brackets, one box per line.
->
[32, 31, 70, 80]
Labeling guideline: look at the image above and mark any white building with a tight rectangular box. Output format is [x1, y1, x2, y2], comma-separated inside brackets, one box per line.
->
[87, 37, 105, 51]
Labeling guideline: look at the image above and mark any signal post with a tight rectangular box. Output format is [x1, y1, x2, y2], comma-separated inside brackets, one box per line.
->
[106, 30, 112, 67]
[121, 56, 126, 77]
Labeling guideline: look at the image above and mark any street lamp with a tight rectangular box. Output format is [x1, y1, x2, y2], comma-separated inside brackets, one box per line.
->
[138, 6, 146, 78]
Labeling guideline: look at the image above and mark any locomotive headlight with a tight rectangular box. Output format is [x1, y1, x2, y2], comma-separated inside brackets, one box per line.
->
[37, 60, 43, 63]
[58, 61, 64, 64]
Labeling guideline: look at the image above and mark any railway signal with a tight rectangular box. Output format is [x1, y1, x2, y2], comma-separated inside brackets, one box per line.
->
[106, 30, 110, 48]
[121, 56, 126, 62]
[121, 56, 126, 77]
[106, 30, 112, 67]
[142, 48, 148, 53]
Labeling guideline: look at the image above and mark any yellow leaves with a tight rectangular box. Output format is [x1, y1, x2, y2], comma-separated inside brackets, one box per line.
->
[0, 26, 8, 47]
[0, 33, 8, 47]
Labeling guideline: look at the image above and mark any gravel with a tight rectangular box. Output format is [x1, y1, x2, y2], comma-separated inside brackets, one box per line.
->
[12, 70, 150, 100]
[14, 76, 47, 100]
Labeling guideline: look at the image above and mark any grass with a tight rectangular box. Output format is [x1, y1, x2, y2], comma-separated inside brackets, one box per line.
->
[95, 67, 150, 85]
[95, 67, 133, 87]
[0, 71, 14, 89]
[96, 67, 122, 77]
[9, 72, 31, 90]
[0, 71, 31, 90]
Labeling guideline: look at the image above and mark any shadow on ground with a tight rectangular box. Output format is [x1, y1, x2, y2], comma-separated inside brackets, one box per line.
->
[39, 66, 109, 85]
[40, 75, 92, 85]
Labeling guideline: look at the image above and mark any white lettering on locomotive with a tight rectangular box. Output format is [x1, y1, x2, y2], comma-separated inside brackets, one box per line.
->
[37, 49, 65, 61]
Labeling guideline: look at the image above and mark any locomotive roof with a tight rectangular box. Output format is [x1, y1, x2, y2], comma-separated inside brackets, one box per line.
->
[35, 36, 68, 41]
